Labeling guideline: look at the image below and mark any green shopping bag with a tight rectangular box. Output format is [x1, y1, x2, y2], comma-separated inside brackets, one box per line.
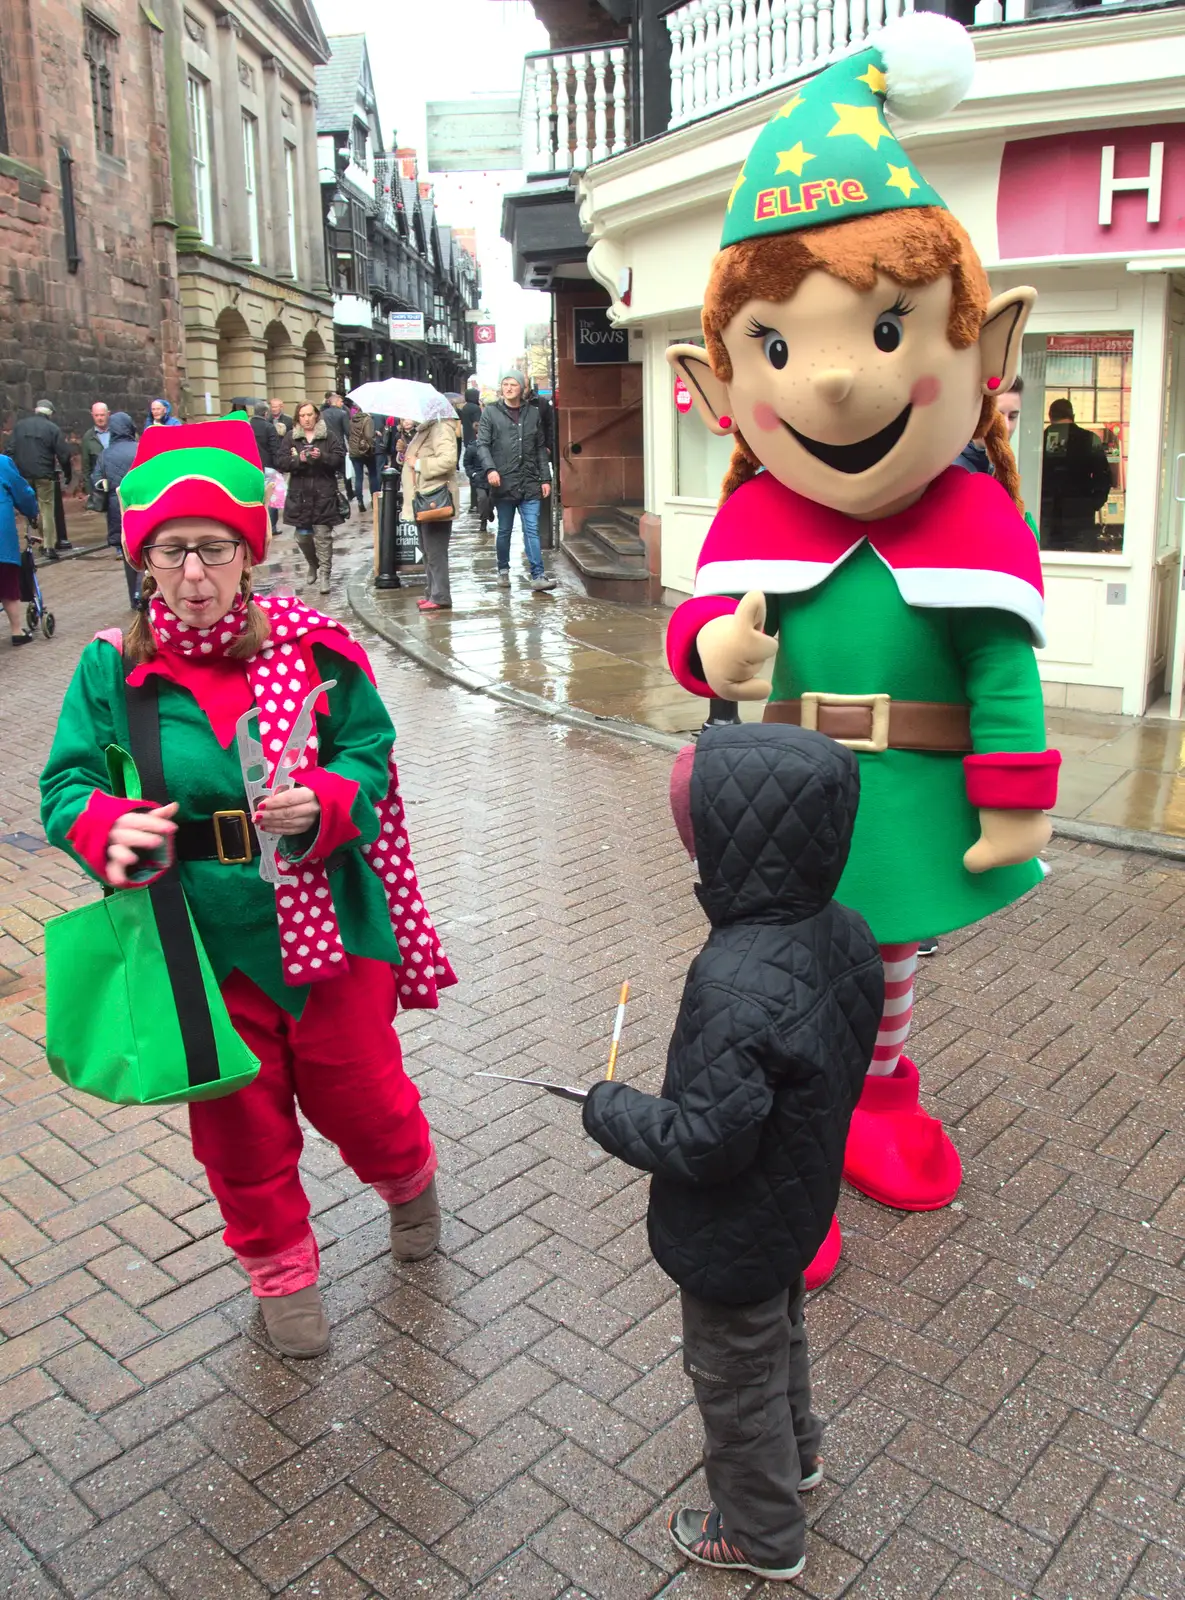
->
[44, 680, 260, 1106]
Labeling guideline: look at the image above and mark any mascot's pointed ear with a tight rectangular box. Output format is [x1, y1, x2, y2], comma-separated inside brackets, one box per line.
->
[979, 288, 1036, 396]
[666, 344, 734, 436]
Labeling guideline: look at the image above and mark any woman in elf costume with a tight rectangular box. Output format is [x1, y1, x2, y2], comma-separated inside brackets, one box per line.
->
[666, 16, 1059, 1284]
[40, 417, 455, 1358]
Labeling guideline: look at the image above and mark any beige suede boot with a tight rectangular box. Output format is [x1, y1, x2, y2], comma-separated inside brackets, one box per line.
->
[389, 1178, 441, 1261]
[259, 1284, 330, 1357]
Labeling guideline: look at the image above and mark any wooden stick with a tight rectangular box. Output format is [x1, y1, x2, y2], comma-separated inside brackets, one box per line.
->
[605, 980, 629, 1081]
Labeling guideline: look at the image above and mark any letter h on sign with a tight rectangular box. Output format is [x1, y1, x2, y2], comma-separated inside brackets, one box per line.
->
[1099, 143, 1164, 226]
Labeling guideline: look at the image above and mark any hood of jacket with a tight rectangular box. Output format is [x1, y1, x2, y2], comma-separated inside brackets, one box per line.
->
[296, 419, 329, 442]
[148, 399, 177, 425]
[108, 412, 137, 443]
[691, 723, 860, 927]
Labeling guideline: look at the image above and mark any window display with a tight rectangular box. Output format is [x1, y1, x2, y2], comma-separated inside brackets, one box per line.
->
[1019, 333, 1130, 554]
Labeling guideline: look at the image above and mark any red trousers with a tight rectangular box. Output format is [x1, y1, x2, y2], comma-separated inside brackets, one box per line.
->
[190, 956, 435, 1293]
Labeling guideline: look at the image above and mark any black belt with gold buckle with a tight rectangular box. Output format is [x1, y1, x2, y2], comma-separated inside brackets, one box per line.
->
[174, 810, 258, 865]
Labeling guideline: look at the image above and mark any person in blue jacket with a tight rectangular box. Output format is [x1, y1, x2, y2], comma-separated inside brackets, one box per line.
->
[0, 455, 39, 645]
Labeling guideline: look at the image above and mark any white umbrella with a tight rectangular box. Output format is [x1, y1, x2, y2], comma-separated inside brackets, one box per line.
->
[346, 379, 456, 424]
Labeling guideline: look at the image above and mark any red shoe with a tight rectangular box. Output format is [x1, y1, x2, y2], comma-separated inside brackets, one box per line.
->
[804, 1215, 842, 1291]
[418, 599, 442, 611]
[843, 1057, 962, 1211]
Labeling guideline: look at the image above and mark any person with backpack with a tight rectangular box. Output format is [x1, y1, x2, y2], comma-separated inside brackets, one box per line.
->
[347, 405, 377, 513]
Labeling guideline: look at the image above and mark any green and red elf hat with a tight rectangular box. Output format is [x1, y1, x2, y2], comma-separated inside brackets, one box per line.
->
[119, 413, 268, 566]
[721, 13, 976, 250]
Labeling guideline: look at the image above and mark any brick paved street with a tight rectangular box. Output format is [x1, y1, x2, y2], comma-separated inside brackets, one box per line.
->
[0, 541, 1183, 1599]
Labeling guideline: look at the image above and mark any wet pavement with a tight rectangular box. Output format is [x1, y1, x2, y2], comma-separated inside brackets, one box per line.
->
[0, 532, 1183, 1598]
[352, 506, 1185, 846]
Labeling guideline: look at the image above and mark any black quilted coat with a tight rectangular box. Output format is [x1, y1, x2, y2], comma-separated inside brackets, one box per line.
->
[583, 723, 884, 1306]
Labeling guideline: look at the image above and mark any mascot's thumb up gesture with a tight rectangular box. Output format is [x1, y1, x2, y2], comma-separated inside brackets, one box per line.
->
[697, 591, 778, 701]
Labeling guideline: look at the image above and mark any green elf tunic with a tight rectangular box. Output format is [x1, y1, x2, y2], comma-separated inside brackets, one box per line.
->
[41, 639, 401, 1016]
[666, 468, 1060, 945]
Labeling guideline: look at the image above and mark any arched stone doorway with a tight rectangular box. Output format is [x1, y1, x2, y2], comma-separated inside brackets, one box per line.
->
[303, 330, 335, 403]
[216, 307, 266, 412]
[264, 321, 305, 416]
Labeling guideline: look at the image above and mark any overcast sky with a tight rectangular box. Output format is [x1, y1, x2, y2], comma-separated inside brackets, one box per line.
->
[311, 0, 552, 383]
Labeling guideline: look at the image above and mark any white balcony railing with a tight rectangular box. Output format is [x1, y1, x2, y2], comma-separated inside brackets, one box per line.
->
[521, 43, 631, 173]
[666, 0, 918, 128]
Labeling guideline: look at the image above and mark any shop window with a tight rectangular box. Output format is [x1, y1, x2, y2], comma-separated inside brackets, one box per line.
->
[84, 14, 118, 157]
[674, 335, 737, 500]
[1019, 332, 1129, 555]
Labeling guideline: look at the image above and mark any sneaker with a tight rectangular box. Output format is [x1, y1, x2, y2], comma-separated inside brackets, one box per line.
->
[418, 600, 447, 612]
[259, 1284, 330, 1358]
[668, 1509, 805, 1582]
[917, 939, 939, 957]
[497, 569, 511, 588]
[529, 575, 557, 592]
[799, 1458, 824, 1492]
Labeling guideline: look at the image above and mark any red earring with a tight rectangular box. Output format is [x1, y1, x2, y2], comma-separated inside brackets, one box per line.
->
[718, 414, 733, 429]
[986, 377, 1001, 392]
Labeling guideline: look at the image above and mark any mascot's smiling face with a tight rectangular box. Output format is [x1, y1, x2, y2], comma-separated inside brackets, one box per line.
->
[719, 270, 981, 517]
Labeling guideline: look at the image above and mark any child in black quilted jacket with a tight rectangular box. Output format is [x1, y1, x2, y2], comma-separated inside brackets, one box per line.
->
[583, 722, 883, 1583]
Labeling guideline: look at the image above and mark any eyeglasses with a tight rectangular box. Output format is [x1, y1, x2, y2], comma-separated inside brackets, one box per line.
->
[143, 540, 242, 570]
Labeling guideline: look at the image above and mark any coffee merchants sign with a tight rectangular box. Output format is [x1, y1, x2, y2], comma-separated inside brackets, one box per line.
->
[573, 307, 630, 366]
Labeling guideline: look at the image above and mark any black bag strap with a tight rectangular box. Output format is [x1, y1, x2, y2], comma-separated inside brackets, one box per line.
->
[124, 676, 220, 1089]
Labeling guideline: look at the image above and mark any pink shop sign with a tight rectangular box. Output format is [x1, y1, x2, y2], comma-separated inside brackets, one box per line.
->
[997, 125, 1185, 260]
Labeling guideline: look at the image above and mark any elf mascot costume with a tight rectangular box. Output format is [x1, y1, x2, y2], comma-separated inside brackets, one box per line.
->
[666, 16, 1059, 1285]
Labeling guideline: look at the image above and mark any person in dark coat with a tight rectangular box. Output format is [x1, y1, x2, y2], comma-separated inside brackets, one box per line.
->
[1040, 398, 1113, 552]
[583, 722, 883, 1584]
[458, 387, 481, 449]
[91, 412, 140, 606]
[278, 401, 346, 595]
[242, 401, 280, 472]
[475, 372, 554, 591]
[0, 455, 38, 644]
[6, 401, 73, 553]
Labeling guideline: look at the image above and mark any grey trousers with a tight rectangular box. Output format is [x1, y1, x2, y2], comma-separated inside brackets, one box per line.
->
[680, 1278, 821, 1566]
[421, 523, 452, 606]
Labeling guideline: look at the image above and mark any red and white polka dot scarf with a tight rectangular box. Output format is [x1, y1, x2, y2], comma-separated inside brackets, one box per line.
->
[147, 593, 456, 1006]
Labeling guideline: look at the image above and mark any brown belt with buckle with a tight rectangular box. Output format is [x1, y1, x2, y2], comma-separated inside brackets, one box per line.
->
[765, 693, 972, 754]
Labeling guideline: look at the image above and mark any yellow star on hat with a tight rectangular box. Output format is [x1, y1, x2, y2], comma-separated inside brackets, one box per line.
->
[827, 102, 893, 150]
[886, 163, 920, 198]
[858, 64, 888, 95]
[727, 169, 747, 212]
[775, 143, 815, 178]
[774, 94, 804, 121]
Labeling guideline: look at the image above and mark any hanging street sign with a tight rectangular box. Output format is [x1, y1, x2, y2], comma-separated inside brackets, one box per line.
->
[474, 324, 497, 345]
[389, 311, 425, 342]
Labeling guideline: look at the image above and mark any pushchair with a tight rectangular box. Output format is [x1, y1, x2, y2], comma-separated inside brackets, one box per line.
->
[18, 538, 56, 638]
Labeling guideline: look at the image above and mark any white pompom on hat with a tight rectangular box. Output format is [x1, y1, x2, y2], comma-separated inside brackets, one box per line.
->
[878, 12, 977, 122]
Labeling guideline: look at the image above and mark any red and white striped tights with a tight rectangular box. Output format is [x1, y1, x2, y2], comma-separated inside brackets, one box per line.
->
[869, 942, 919, 1077]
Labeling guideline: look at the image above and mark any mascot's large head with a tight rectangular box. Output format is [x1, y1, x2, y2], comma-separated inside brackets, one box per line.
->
[669, 16, 1034, 519]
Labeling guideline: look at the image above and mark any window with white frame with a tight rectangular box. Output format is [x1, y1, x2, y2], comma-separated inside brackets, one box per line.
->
[284, 143, 299, 275]
[187, 74, 213, 244]
[242, 112, 260, 263]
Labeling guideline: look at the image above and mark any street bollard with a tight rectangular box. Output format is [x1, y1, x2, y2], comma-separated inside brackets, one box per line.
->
[375, 466, 403, 589]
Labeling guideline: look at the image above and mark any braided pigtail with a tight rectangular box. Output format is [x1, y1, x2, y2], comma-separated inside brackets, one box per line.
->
[718, 432, 762, 508]
[979, 403, 1023, 512]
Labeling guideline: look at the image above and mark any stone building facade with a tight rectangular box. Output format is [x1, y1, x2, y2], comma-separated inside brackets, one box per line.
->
[0, 0, 184, 436]
[169, 0, 335, 416]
